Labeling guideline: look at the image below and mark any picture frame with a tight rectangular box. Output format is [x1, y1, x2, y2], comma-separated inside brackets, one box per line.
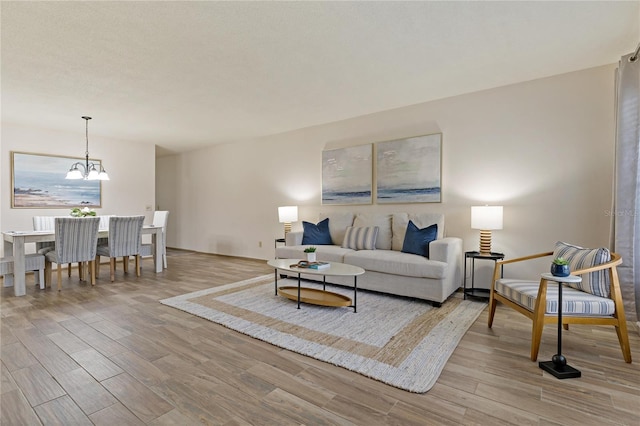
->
[376, 133, 442, 203]
[322, 144, 373, 205]
[11, 151, 103, 208]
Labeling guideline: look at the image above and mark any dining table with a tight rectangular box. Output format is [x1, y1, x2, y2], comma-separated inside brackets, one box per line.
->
[2, 225, 163, 296]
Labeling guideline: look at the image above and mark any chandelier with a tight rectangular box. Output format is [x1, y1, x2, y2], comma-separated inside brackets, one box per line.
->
[65, 116, 109, 180]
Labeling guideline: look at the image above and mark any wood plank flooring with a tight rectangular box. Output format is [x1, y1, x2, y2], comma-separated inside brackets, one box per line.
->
[1, 250, 639, 425]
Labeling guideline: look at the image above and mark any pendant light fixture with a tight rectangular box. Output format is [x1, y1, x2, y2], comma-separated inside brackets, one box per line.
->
[65, 116, 109, 180]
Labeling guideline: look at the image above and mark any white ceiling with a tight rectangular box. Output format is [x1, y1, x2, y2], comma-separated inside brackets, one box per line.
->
[2, 1, 638, 155]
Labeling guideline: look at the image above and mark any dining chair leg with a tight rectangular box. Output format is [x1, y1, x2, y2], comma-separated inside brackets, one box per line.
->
[45, 261, 52, 288]
[68, 263, 71, 277]
[95, 256, 100, 278]
[110, 258, 116, 282]
[135, 255, 141, 277]
[123, 256, 129, 273]
[90, 261, 96, 286]
[57, 263, 63, 291]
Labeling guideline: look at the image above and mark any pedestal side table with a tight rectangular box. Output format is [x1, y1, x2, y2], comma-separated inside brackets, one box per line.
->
[538, 272, 582, 379]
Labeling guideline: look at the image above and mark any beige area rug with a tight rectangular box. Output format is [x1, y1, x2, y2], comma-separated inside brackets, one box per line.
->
[160, 275, 485, 393]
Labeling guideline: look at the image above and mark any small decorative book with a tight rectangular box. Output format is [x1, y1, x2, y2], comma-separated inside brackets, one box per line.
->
[291, 261, 331, 270]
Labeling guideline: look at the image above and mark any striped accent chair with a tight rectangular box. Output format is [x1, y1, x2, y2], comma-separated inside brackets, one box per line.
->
[0, 254, 46, 290]
[488, 244, 631, 363]
[44, 217, 101, 290]
[96, 216, 144, 282]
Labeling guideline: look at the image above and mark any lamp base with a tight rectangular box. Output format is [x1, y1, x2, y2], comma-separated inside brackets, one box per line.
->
[479, 230, 492, 254]
[283, 222, 292, 237]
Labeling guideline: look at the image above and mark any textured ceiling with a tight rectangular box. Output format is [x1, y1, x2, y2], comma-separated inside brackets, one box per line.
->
[2, 1, 638, 155]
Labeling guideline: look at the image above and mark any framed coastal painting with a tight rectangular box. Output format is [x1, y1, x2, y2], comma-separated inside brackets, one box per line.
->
[322, 144, 373, 205]
[11, 151, 102, 208]
[376, 133, 442, 203]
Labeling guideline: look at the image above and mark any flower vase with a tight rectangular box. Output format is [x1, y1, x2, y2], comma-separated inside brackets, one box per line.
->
[306, 252, 316, 263]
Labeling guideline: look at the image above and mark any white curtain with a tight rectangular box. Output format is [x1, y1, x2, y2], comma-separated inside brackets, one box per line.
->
[613, 50, 640, 327]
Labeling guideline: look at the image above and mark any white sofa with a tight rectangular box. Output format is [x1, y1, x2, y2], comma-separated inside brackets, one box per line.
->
[275, 212, 463, 306]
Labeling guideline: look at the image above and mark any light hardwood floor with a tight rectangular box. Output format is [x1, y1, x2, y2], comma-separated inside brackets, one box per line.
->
[1, 250, 638, 425]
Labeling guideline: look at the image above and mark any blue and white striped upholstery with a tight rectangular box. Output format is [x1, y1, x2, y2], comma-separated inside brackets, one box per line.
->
[341, 226, 379, 250]
[96, 216, 144, 258]
[45, 217, 101, 265]
[496, 279, 615, 316]
[553, 241, 611, 298]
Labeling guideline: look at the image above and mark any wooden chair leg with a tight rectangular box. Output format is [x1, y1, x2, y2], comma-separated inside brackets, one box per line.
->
[135, 255, 141, 277]
[123, 256, 129, 273]
[89, 261, 96, 286]
[57, 263, 63, 291]
[530, 319, 545, 362]
[95, 256, 101, 278]
[110, 258, 116, 282]
[44, 261, 52, 288]
[68, 263, 71, 277]
[614, 323, 633, 363]
[488, 296, 497, 328]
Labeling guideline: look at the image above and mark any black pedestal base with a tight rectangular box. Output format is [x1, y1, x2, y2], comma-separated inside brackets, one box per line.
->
[539, 361, 581, 379]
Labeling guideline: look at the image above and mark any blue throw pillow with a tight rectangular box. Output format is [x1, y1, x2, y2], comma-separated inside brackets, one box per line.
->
[401, 221, 438, 257]
[302, 218, 333, 245]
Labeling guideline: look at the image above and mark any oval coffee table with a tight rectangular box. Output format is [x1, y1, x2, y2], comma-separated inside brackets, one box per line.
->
[267, 259, 365, 312]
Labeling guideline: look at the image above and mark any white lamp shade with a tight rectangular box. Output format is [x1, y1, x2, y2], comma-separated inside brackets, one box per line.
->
[278, 206, 298, 223]
[471, 206, 503, 230]
[65, 169, 83, 180]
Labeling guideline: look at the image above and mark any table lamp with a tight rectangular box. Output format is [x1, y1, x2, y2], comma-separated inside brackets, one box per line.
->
[278, 206, 298, 237]
[471, 205, 503, 254]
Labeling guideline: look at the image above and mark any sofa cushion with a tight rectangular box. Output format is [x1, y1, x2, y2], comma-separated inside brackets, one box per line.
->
[401, 221, 437, 258]
[342, 226, 379, 250]
[392, 213, 444, 251]
[302, 218, 333, 245]
[319, 212, 354, 246]
[553, 241, 611, 298]
[353, 213, 392, 250]
[276, 245, 354, 263]
[344, 250, 447, 279]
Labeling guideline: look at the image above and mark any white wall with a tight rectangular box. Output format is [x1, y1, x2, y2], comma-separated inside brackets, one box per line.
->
[1, 123, 156, 256]
[159, 64, 616, 280]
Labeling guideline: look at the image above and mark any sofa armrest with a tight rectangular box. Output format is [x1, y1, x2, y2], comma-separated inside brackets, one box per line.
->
[285, 231, 303, 246]
[429, 237, 462, 263]
[430, 237, 463, 289]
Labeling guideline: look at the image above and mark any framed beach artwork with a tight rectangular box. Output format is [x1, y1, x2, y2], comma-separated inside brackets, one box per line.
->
[322, 144, 373, 205]
[376, 133, 442, 203]
[11, 151, 102, 208]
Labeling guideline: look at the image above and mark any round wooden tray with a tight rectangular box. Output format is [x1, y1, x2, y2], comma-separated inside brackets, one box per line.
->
[278, 286, 352, 307]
